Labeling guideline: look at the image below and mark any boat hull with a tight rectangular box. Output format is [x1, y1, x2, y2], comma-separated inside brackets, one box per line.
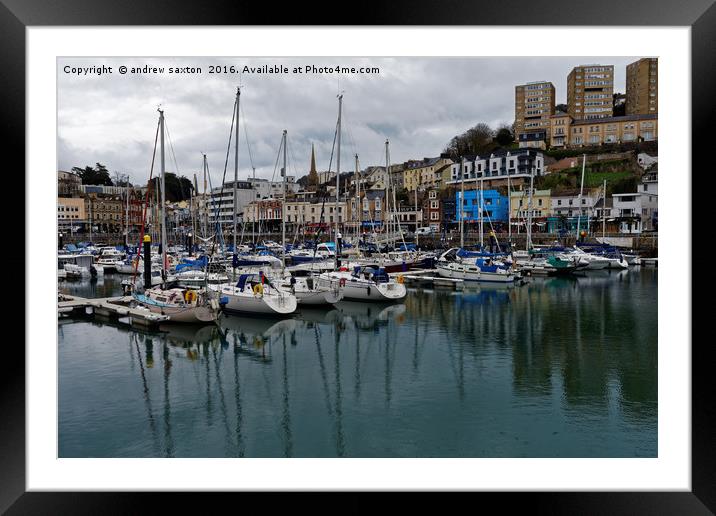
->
[319, 273, 407, 302]
[141, 304, 218, 323]
[212, 285, 298, 316]
[436, 262, 518, 283]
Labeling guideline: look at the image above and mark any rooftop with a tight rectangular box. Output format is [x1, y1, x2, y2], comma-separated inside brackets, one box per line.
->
[572, 114, 658, 126]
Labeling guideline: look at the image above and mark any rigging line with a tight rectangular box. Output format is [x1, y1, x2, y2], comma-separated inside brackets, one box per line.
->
[163, 118, 187, 202]
[269, 133, 284, 184]
[286, 134, 300, 180]
[209, 98, 238, 259]
[239, 103, 256, 172]
[341, 104, 359, 162]
[326, 118, 339, 174]
[205, 157, 225, 251]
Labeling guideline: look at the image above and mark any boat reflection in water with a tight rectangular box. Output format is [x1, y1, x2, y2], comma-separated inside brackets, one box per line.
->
[59, 268, 657, 458]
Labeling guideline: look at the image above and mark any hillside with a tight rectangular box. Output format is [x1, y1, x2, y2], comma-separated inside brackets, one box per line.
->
[538, 156, 643, 195]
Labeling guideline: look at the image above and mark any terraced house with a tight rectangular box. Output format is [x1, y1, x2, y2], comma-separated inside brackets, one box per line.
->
[403, 156, 453, 191]
[446, 149, 545, 189]
[549, 112, 658, 148]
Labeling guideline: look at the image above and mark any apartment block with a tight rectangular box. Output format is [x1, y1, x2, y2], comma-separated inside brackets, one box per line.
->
[514, 81, 555, 142]
[626, 58, 658, 115]
[567, 65, 614, 120]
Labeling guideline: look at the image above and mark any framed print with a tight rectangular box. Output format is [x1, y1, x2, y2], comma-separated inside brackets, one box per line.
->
[4, 0, 714, 512]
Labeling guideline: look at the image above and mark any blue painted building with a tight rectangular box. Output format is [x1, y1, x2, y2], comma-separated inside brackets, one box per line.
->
[454, 189, 508, 223]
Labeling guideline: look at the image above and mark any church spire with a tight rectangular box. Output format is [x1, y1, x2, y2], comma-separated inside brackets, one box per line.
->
[310, 143, 317, 174]
[308, 142, 319, 189]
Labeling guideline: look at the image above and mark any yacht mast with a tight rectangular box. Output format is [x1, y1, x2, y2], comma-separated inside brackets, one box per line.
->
[526, 165, 534, 251]
[602, 179, 607, 239]
[355, 153, 360, 244]
[459, 156, 465, 249]
[334, 94, 342, 269]
[159, 108, 167, 287]
[507, 157, 512, 242]
[125, 175, 130, 248]
[233, 86, 241, 253]
[385, 141, 390, 251]
[282, 129, 287, 271]
[89, 198, 93, 245]
[479, 175, 484, 248]
[576, 153, 586, 238]
[202, 153, 208, 238]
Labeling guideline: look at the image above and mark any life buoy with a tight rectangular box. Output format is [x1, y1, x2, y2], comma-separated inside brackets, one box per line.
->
[184, 290, 197, 304]
[253, 283, 264, 296]
[339, 277, 346, 287]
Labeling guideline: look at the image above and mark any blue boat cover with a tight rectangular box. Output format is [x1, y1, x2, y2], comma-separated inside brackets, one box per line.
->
[237, 274, 250, 291]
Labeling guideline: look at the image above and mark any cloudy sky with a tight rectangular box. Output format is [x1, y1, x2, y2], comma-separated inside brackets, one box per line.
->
[58, 56, 640, 188]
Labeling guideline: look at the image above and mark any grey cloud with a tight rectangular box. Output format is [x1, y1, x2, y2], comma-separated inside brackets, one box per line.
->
[58, 56, 640, 187]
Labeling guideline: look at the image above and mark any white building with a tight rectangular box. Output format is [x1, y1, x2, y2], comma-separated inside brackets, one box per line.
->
[550, 190, 600, 217]
[637, 152, 658, 170]
[247, 176, 298, 198]
[208, 180, 261, 226]
[447, 149, 544, 187]
[611, 192, 658, 233]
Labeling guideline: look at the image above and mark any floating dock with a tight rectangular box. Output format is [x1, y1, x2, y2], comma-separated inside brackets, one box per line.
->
[58, 294, 169, 328]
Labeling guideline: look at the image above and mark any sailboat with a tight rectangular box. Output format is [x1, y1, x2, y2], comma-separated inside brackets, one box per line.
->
[276, 130, 343, 306]
[317, 95, 406, 303]
[436, 156, 518, 283]
[210, 96, 298, 316]
[132, 108, 220, 324]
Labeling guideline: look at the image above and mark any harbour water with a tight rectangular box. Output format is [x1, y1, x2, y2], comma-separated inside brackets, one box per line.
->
[58, 268, 657, 458]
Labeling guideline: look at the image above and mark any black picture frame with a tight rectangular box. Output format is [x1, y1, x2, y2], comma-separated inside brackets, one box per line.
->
[4, 0, 713, 513]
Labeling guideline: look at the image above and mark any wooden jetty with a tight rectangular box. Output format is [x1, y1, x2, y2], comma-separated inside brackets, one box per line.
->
[58, 294, 169, 328]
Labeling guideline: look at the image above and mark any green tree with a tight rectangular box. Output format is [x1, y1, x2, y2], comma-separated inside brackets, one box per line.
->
[613, 93, 626, 117]
[148, 172, 194, 202]
[444, 122, 497, 158]
[72, 163, 113, 186]
[494, 126, 514, 146]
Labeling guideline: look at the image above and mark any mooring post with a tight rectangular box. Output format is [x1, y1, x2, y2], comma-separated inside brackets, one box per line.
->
[143, 234, 152, 290]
